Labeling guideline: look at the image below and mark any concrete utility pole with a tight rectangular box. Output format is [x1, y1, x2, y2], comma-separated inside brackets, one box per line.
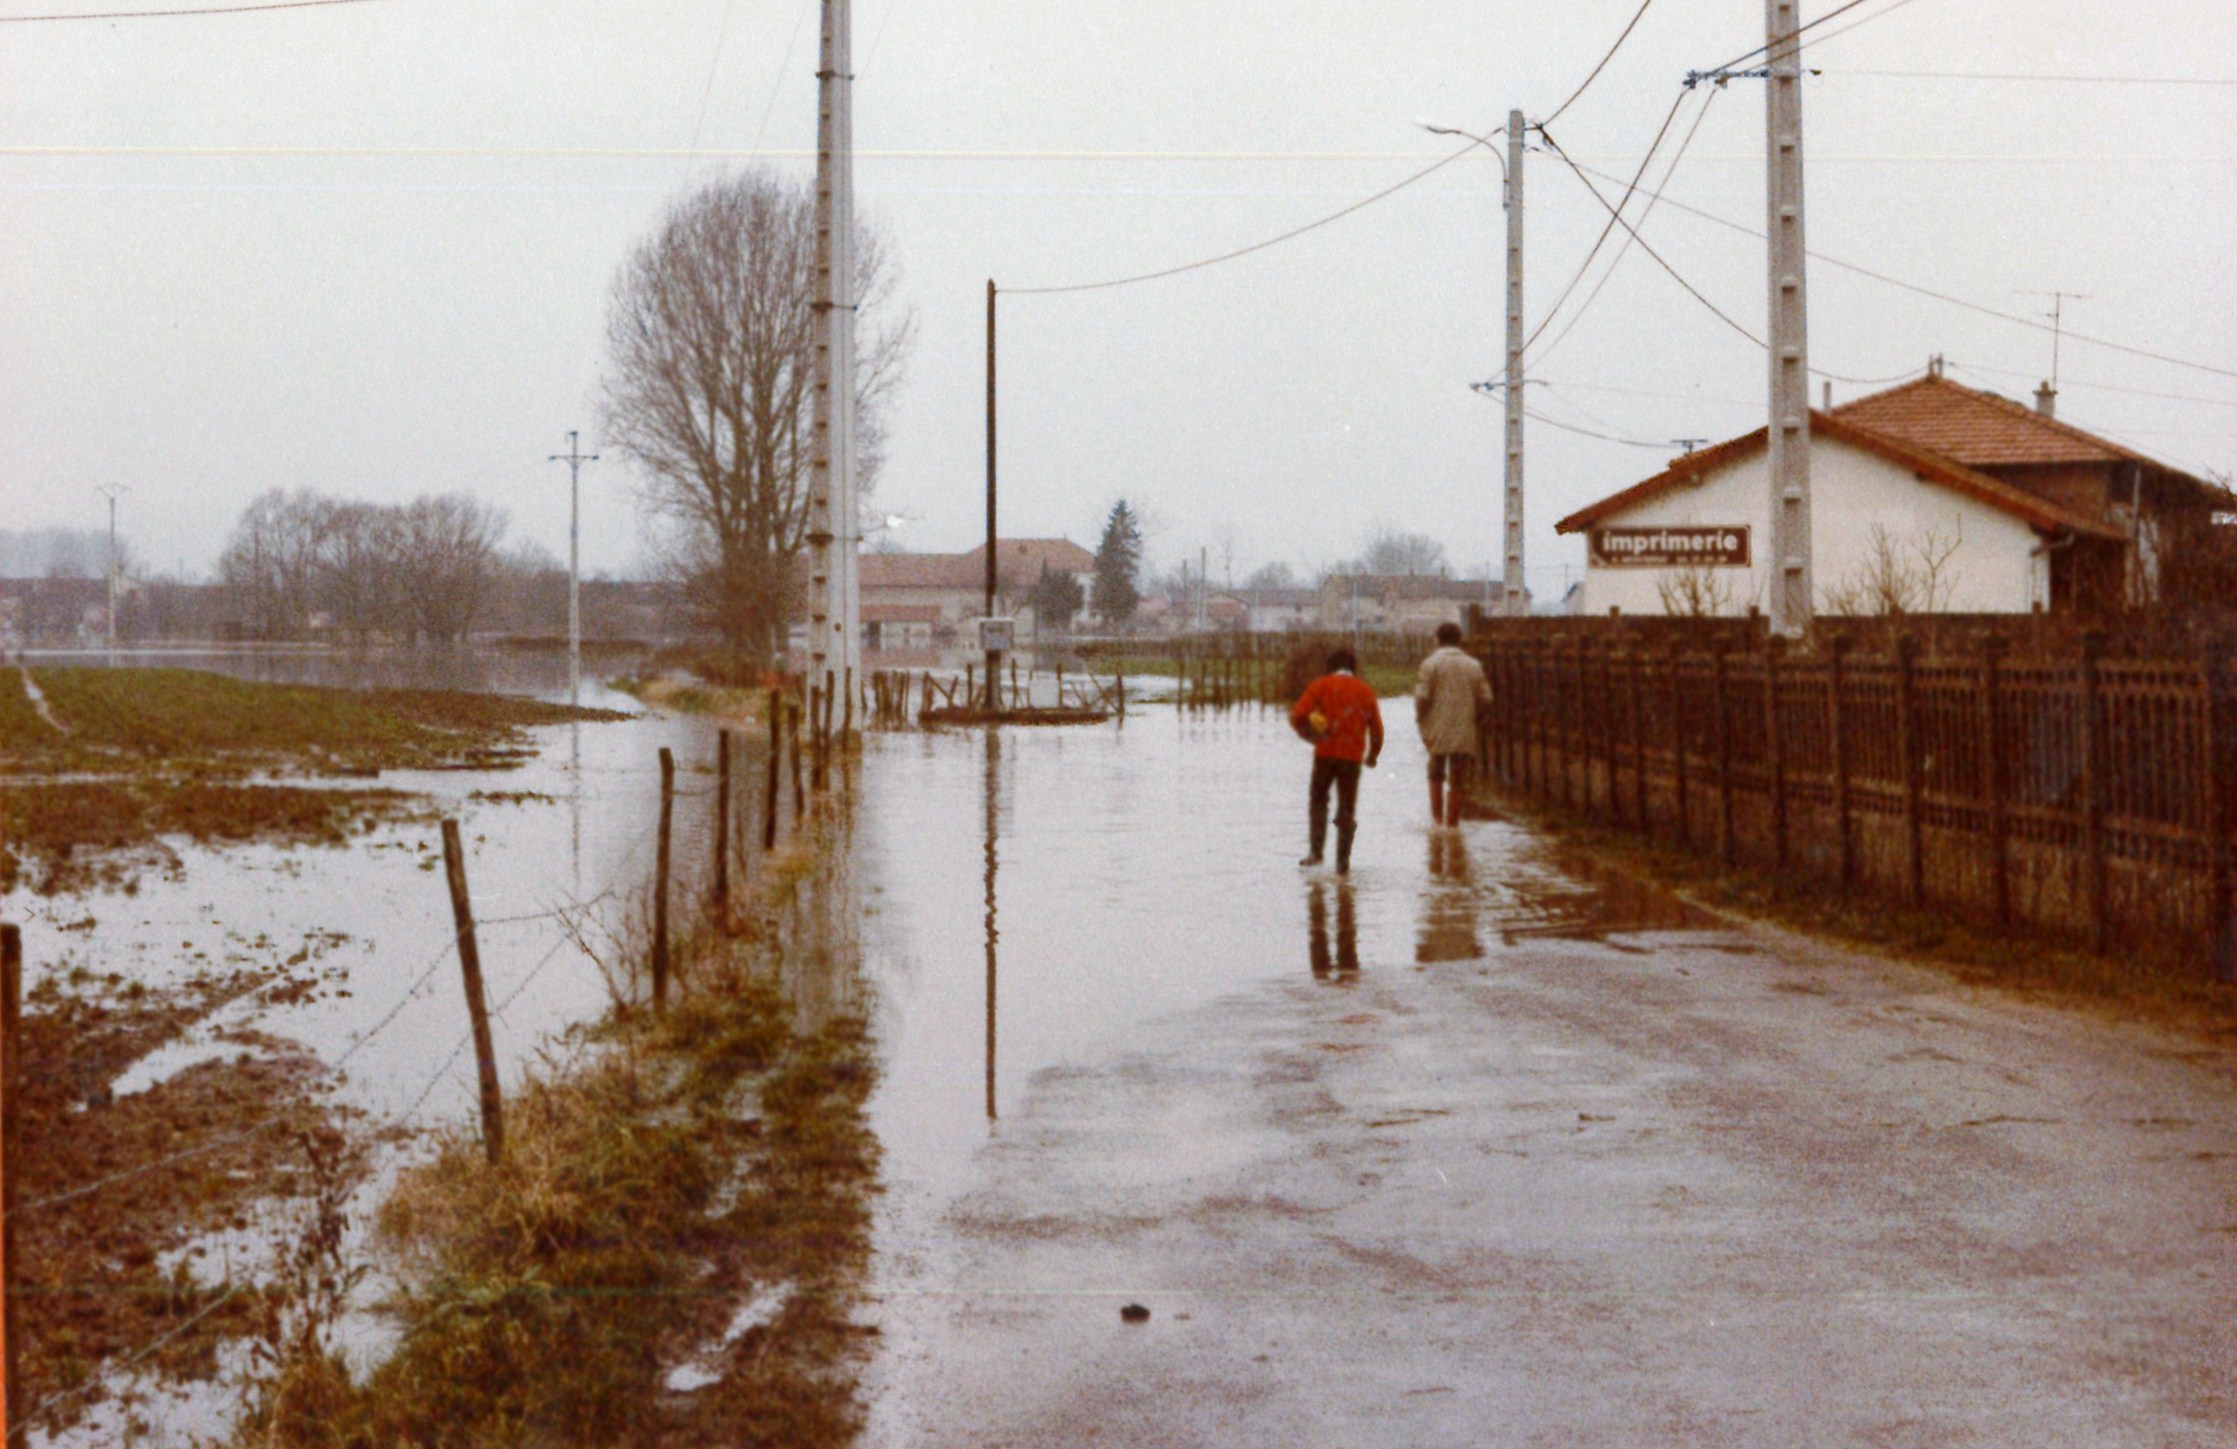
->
[549, 432, 597, 708]
[1502, 108, 1527, 617]
[1763, 0, 1813, 637]
[96, 484, 126, 656]
[806, 0, 861, 709]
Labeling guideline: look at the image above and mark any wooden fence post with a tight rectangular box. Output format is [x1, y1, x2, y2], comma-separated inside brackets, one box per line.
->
[1670, 636, 1691, 847]
[843, 666, 855, 737]
[1829, 637, 1855, 893]
[438, 820, 505, 1163]
[1598, 640, 1620, 825]
[2079, 631, 2109, 952]
[1629, 645, 1650, 833]
[654, 748, 674, 1011]
[714, 729, 731, 916]
[789, 697, 807, 821]
[1764, 638, 1789, 870]
[763, 690, 783, 850]
[1895, 635, 1925, 908]
[2203, 653, 2237, 984]
[1, 922, 21, 1440]
[1713, 641, 1736, 866]
[1980, 640, 2011, 928]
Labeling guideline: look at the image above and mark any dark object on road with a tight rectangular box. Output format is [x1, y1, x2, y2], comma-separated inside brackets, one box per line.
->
[1119, 1303, 1151, 1324]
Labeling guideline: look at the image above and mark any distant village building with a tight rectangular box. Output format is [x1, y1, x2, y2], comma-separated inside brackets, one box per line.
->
[1555, 367, 2228, 617]
[857, 537, 1095, 662]
[1319, 573, 1499, 634]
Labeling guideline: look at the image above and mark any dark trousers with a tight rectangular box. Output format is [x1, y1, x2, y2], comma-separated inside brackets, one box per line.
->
[1309, 756, 1363, 867]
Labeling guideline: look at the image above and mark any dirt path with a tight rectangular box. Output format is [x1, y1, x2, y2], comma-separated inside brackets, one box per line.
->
[859, 720, 2237, 1448]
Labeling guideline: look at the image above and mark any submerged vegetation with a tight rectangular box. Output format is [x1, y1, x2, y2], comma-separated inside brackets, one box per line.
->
[0, 666, 628, 893]
[235, 804, 879, 1449]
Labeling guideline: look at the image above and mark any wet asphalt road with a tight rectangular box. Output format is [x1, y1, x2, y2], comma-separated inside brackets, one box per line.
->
[856, 707, 2237, 1447]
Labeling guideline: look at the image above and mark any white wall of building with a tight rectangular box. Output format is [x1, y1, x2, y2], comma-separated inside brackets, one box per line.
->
[1577, 437, 2046, 617]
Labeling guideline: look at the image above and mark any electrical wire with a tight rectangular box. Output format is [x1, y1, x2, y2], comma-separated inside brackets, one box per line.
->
[0, 0, 380, 21]
[1534, 130, 1764, 349]
[1943, 360, 2237, 411]
[1694, 0, 1888, 77]
[1527, 86, 1717, 365]
[1821, 68, 2237, 86]
[1541, 0, 1659, 127]
[1522, 405, 1679, 450]
[684, 0, 744, 163]
[1791, 0, 1934, 56]
[1520, 88, 1695, 356]
[1006, 142, 1481, 296]
[750, 0, 816, 158]
[1560, 154, 2237, 382]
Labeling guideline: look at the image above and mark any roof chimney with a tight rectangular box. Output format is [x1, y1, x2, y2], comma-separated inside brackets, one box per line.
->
[2034, 381, 2057, 419]
[1821, 380, 1832, 411]
[1928, 354, 1944, 380]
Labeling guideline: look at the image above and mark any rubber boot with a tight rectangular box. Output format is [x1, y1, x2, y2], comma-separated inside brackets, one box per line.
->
[1444, 787, 1464, 829]
[1428, 779, 1445, 825]
[1335, 822, 1357, 875]
[1303, 808, 1326, 867]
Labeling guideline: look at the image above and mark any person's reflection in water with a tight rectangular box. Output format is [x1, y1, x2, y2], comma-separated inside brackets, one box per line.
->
[1308, 879, 1360, 980]
[1416, 832, 1485, 964]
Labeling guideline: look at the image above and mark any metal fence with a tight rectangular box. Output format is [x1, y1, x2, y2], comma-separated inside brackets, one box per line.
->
[1473, 631, 2237, 980]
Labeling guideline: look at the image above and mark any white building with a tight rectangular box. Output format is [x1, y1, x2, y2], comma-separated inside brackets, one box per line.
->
[1554, 372, 2221, 617]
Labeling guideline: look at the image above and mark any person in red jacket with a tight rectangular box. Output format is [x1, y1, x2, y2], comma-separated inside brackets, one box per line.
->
[1289, 647, 1384, 873]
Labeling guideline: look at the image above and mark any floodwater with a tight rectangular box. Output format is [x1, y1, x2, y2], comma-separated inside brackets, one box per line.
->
[854, 703, 2237, 1446]
[10, 671, 715, 1129]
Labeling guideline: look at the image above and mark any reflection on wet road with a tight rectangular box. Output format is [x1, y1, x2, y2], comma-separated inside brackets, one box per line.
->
[858, 703, 2237, 1448]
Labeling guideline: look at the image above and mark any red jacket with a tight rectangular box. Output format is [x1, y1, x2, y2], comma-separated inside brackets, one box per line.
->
[1291, 672, 1384, 763]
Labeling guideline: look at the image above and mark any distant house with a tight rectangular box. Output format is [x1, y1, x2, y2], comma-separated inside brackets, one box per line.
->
[1318, 573, 1497, 634]
[1554, 366, 2229, 617]
[857, 537, 1096, 660]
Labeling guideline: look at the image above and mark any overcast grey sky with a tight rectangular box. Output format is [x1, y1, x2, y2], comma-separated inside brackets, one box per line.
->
[4, 0, 2232, 591]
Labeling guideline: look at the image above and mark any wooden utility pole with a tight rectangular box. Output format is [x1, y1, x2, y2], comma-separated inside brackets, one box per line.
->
[1764, 0, 1813, 637]
[984, 279, 1002, 707]
[1, 923, 20, 1439]
[438, 822, 505, 1164]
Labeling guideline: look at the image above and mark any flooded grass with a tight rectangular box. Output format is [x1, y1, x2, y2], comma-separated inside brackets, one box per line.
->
[11, 957, 363, 1439]
[232, 809, 879, 1449]
[1506, 790, 2237, 1046]
[8, 667, 627, 776]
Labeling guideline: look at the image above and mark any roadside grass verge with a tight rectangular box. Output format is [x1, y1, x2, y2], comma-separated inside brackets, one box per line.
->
[233, 809, 879, 1449]
[1502, 791, 2237, 1046]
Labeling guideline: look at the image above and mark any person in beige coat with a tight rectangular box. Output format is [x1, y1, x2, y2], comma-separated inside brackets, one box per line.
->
[1414, 621, 1492, 828]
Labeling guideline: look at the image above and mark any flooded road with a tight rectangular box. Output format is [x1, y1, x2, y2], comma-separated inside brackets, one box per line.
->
[855, 704, 2237, 1447]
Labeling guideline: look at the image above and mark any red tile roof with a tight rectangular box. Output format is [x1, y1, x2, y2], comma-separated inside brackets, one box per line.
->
[1554, 411, 2125, 540]
[959, 537, 1095, 579]
[859, 552, 977, 589]
[1829, 374, 2133, 467]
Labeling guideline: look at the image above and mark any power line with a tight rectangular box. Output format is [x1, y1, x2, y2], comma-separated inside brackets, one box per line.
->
[0, 0, 381, 21]
[1789, 0, 1932, 56]
[1821, 67, 2237, 86]
[1560, 154, 2237, 381]
[1944, 360, 2237, 410]
[1521, 88, 1695, 356]
[1693, 0, 1883, 78]
[1541, 0, 1659, 127]
[1534, 129, 1764, 349]
[1526, 86, 1717, 365]
[1521, 405, 1680, 450]
[1007, 141, 1481, 296]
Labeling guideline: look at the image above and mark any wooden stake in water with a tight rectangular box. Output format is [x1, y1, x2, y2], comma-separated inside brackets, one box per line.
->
[438, 821, 505, 1164]
[654, 748, 674, 1011]
[714, 729, 731, 916]
[764, 690, 783, 850]
[1, 923, 21, 1439]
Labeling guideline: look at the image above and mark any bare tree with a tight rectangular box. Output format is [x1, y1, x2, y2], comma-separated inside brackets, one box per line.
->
[395, 495, 506, 644]
[1355, 527, 1448, 577]
[1656, 562, 1737, 617]
[1821, 521, 1962, 616]
[599, 169, 914, 666]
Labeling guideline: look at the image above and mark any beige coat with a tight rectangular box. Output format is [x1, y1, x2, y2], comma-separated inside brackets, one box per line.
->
[1414, 646, 1491, 755]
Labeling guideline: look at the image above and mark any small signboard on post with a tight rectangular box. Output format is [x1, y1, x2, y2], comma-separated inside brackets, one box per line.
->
[1588, 525, 1751, 567]
[978, 616, 1015, 653]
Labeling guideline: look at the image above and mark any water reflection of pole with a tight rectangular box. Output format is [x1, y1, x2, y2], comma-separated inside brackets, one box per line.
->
[569, 721, 582, 894]
[982, 725, 1000, 1121]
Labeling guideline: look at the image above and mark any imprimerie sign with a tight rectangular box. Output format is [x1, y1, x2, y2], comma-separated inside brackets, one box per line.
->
[1588, 525, 1750, 568]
